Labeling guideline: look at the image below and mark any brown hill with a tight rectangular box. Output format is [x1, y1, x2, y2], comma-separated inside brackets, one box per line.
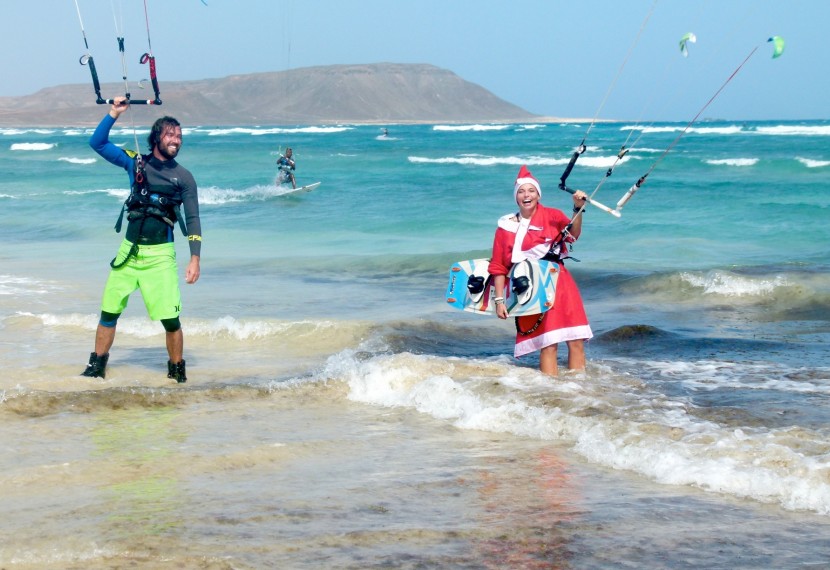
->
[0, 63, 539, 127]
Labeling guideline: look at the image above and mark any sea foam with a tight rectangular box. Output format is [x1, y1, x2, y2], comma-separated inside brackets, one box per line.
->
[705, 158, 759, 167]
[331, 347, 830, 515]
[10, 142, 55, 151]
[58, 157, 97, 165]
[679, 270, 788, 297]
[796, 157, 830, 168]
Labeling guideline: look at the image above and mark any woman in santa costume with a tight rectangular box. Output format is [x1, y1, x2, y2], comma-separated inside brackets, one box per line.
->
[488, 165, 593, 376]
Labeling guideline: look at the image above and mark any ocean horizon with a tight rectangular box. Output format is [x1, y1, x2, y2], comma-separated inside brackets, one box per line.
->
[2, 117, 829, 568]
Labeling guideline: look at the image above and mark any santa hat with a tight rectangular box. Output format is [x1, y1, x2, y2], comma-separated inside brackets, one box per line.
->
[514, 165, 541, 200]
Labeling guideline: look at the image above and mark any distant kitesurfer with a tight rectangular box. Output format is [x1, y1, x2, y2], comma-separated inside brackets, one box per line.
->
[81, 96, 203, 382]
[276, 147, 296, 189]
[488, 165, 592, 376]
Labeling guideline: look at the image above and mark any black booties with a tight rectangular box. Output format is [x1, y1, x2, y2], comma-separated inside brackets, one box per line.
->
[81, 352, 109, 378]
[167, 360, 187, 383]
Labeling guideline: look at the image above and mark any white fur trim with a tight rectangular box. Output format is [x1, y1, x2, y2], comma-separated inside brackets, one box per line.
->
[514, 177, 542, 200]
[514, 325, 593, 358]
[497, 213, 550, 262]
[497, 212, 520, 232]
[511, 218, 531, 263]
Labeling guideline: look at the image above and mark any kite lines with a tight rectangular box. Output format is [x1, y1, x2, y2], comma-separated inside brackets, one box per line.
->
[612, 37, 784, 215]
[554, 5, 785, 220]
[73, 0, 162, 105]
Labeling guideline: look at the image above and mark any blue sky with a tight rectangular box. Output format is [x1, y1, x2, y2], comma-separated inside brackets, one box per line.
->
[3, 0, 825, 120]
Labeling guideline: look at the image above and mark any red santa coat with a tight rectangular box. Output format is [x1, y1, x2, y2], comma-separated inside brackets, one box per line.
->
[488, 204, 593, 358]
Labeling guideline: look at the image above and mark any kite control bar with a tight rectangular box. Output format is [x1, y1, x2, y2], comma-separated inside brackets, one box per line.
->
[74, 0, 162, 106]
[560, 184, 621, 218]
[80, 51, 162, 105]
[614, 175, 647, 213]
[78, 54, 106, 105]
[557, 141, 624, 216]
[137, 52, 162, 105]
[559, 141, 586, 190]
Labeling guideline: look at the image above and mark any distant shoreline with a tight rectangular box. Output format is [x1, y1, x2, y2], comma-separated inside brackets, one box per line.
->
[0, 64, 609, 127]
[0, 116, 611, 129]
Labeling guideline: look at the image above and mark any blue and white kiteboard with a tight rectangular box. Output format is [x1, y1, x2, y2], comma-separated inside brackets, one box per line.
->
[445, 258, 559, 316]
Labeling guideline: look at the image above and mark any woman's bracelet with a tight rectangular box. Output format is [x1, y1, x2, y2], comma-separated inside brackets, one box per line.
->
[494, 296, 505, 305]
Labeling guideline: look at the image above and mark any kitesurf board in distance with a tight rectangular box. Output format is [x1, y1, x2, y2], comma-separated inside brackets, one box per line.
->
[279, 182, 321, 195]
[445, 258, 559, 316]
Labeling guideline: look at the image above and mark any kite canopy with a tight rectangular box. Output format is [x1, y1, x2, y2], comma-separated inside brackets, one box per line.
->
[768, 35, 785, 58]
[679, 32, 697, 58]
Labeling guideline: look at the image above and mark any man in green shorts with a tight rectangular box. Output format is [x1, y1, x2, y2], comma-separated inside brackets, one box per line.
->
[82, 96, 202, 382]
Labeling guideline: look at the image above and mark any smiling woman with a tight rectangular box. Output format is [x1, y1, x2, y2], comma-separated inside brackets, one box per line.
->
[487, 165, 592, 377]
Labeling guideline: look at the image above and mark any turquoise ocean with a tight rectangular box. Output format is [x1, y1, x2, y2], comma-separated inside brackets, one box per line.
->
[2, 117, 830, 568]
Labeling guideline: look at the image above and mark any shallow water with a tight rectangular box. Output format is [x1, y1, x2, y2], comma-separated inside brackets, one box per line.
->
[4, 382, 830, 569]
[2, 119, 830, 567]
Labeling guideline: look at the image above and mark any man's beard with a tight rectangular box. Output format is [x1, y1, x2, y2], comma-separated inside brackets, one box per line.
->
[157, 145, 179, 160]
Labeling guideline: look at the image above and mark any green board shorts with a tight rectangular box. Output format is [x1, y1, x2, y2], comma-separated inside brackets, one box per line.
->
[101, 240, 181, 321]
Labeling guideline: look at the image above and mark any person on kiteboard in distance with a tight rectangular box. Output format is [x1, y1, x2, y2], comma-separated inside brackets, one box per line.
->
[488, 165, 592, 377]
[276, 147, 296, 188]
[81, 96, 203, 383]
